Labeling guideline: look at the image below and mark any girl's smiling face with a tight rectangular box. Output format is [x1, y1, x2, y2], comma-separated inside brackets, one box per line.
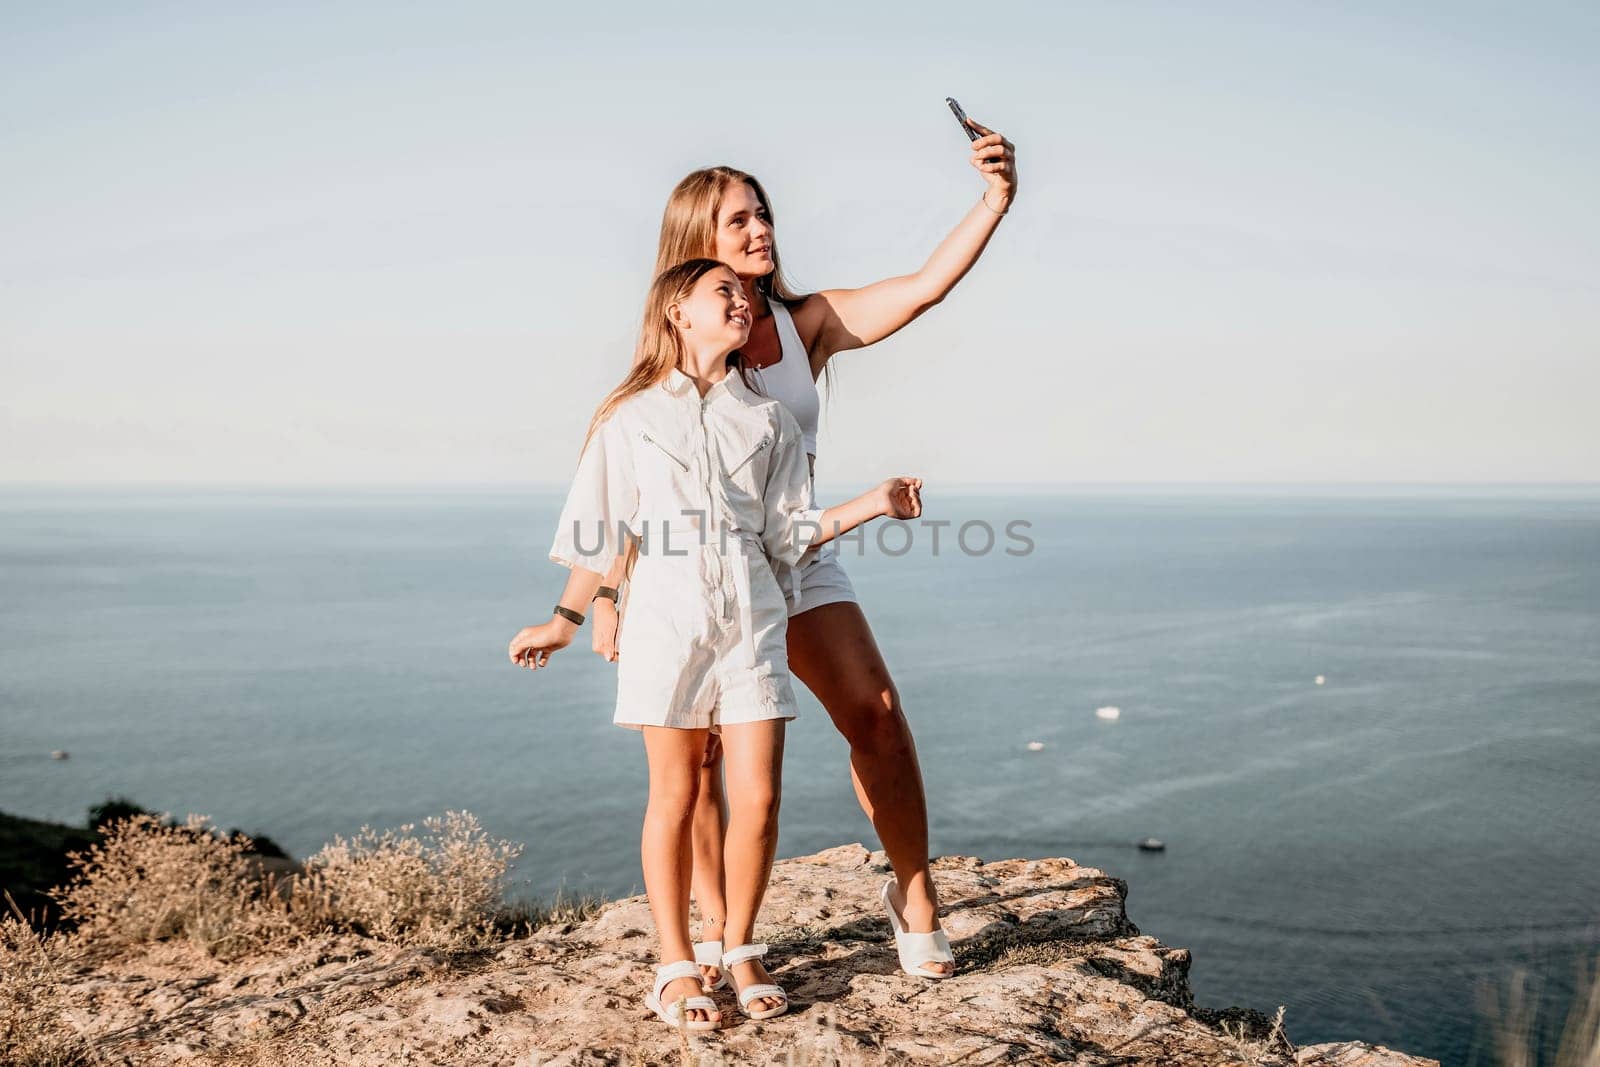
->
[712, 182, 775, 280]
[670, 265, 751, 352]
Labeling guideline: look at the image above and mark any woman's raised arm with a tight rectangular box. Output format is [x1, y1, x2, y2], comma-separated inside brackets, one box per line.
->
[793, 119, 1017, 371]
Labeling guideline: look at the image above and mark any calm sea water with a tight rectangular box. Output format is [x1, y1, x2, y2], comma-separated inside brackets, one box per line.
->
[2, 486, 1596, 1065]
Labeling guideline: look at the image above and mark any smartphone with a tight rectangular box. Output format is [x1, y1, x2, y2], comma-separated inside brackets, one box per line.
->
[946, 97, 981, 142]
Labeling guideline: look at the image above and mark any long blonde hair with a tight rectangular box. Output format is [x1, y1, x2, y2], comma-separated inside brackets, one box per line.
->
[655, 167, 832, 393]
[583, 258, 734, 448]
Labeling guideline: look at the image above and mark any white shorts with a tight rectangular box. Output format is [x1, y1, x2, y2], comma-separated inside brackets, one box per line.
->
[786, 541, 858, 618]
[785, 469, 859, 618]
[614, 529, 799, 732]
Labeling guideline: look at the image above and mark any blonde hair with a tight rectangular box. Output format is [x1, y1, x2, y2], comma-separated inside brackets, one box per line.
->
[583, 258, 736, 448]
[655, 167, 833, 393]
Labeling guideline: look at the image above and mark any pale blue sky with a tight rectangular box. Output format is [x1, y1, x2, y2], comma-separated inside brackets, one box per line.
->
[3, 1, 1596, 486]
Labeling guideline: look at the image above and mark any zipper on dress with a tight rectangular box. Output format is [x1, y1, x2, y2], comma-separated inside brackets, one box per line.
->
[725, 433, 774, 477]
[640, 430, 689, 471]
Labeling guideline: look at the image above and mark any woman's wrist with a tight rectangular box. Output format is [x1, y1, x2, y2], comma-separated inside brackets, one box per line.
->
[982, 188, 1011, 216]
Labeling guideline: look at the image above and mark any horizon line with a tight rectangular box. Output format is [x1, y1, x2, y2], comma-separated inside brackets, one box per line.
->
[3, 480, 1598, 493]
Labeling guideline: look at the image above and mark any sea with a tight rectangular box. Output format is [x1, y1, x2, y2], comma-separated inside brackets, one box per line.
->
[2, 485, 1596, 1065]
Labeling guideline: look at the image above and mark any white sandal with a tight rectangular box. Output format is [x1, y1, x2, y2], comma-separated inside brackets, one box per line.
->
[643, 960, 722, 1032]
[880, 878, 955, 979]
[721, 942, 789, 1020]
[694, 939, 729, 991]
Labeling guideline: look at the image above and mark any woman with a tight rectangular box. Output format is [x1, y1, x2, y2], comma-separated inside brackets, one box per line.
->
[594, 115, 1018, 983]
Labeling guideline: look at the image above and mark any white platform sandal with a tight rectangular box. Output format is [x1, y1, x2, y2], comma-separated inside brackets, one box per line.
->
[643, 960, 722, 1032]
[720, 942, 790, 1021]
[880, 878, 955, 979]
[694, 939, 729, 991]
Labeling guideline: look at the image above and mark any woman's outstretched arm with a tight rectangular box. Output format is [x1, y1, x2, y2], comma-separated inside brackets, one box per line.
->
[793, 119, 1018, 371]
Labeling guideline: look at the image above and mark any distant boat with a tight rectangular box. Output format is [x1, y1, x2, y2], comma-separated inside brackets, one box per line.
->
[1137, 837, 1165, 852]
[50, 750, 69, 760]
[1026, 741, 1046, 752]
[1314, 675, 1326, 686]
[1095, 706, 1121, 721]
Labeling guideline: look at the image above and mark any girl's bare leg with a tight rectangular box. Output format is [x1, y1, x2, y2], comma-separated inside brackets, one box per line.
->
[689, 744, 728, 986]
[717, 719, 786, 1014]
[640, 726, 720, 1025]
[787, 601, 950, 975]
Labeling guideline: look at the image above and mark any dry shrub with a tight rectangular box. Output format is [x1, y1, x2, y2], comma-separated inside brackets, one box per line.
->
[1219, 1003, 1293, 1065]
[48, 813, 294, 961]
[289, 810, 524, 949]
[1, 904, 93, 1067]
[43, 808, 533, 961]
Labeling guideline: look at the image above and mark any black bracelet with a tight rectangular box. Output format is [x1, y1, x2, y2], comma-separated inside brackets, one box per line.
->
[593, 585, 620, 604]
[553, 605, 585, 626]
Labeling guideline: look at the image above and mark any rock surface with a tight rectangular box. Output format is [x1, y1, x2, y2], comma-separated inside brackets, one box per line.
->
[54, 844, 1438, 1065]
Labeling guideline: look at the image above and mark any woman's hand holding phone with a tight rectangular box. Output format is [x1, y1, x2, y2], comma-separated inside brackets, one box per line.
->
[947, 97, 1017, 211]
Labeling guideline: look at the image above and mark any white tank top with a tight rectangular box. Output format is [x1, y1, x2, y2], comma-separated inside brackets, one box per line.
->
[748, 299, 820, 457]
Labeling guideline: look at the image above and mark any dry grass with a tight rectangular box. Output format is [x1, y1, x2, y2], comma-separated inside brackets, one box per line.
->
[290, 810, 524, 949]
[1480, 957, 1600, 1067]
[1219, 1004, 1293, 1065]
[48, 813, 296, 962]
[491, 886, 606, 938]
[3, 810, 553, 1064]
[1555, 959, 1600, 1067]
[43, 809, 536, 959]
[1, 895, 93, 1067]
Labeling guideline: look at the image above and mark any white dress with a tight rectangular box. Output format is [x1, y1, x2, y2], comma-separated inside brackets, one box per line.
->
[549, 367, 823, 730]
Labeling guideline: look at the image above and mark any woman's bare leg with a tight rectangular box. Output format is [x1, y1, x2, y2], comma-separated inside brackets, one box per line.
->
[640, 726, 720, 1025]
[787, 601, 951, 975]
[718, 719, 786, 1013]
[689, 743, 728, 987]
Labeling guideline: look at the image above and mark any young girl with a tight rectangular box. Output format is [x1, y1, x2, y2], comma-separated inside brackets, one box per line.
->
[506, 258, 922, 1031]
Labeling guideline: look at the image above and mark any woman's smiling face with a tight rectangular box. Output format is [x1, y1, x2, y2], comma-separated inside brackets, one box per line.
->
[713, 182, 775, 280]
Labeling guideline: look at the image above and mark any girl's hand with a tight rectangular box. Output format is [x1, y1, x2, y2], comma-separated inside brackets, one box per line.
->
[878, 477, 923, 521]
[508, 619, 576, 671]
[591, 598, 620, 663]
[965, 118, 1017, 210]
